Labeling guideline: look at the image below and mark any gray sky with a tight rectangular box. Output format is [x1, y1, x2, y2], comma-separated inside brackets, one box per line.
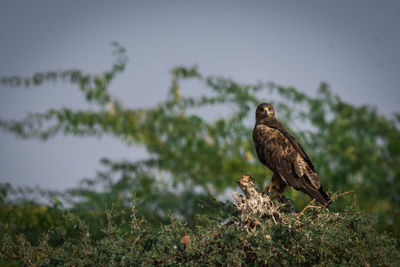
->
[0, 1, 399, 190]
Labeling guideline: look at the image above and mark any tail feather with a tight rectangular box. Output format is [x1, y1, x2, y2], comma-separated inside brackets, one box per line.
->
[318, 186, 330, 203]
[300, 186, 331, 208]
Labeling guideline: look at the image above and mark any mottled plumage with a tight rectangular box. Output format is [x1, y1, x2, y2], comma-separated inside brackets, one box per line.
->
[253, 103, 330, 207]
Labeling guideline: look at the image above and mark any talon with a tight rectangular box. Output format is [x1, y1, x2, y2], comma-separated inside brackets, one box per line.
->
[262, 184, 269, 194]
[263, 183, 272, 194]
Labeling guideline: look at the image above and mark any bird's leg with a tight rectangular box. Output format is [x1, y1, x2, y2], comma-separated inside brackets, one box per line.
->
[264, 173, 287, 199]
[273, 184, 285, 200]
[263, 181, 280, 197]
[262, 183, 273, 195]
[263, 182, 279, 196]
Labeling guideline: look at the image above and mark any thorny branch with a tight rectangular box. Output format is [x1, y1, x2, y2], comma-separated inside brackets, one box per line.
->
[231, 174, 352, 232]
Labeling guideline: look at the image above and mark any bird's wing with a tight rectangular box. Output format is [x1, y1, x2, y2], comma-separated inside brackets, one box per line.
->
[268, 122, 315, 171]
[268, 123, 322, 189]
[254, 122, 321, 189]
[253, 124, 304, 189]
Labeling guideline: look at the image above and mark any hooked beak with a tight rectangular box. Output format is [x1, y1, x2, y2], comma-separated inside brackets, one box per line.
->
[264, 107, 269, 115]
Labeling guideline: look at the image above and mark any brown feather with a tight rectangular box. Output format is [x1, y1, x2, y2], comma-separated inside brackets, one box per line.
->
[253, 103, 330, 207]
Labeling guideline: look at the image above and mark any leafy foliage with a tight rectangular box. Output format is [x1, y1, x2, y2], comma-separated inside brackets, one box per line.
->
[0, 42, 400, 259]
[1, 199, 399, 266]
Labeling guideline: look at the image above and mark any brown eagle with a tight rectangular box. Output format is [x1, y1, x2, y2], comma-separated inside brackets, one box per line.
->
[253, 103, 330, 207]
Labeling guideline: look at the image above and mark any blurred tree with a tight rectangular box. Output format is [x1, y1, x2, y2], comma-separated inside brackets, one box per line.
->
[0, 43, 399, 240]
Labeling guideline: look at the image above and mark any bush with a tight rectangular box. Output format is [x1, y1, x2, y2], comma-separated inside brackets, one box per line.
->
[1, 198, 399, 266]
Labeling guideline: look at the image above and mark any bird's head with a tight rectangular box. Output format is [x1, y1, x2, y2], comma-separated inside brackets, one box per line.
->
[255, 103, 275, 122]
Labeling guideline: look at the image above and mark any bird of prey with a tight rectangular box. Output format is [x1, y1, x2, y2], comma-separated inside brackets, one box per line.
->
[252, 103, 330, 207]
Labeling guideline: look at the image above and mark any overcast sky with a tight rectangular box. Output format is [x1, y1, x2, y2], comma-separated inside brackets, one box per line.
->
[0, 1, 399, 190]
